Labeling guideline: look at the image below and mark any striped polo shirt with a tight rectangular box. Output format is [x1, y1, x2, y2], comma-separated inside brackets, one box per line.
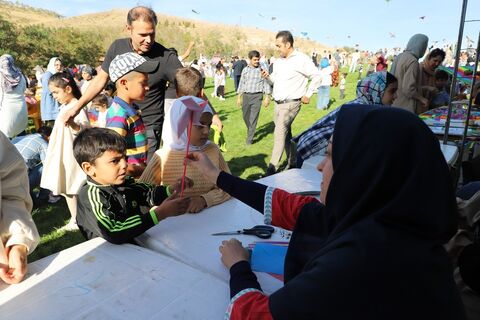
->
[106, 96, 147, 165]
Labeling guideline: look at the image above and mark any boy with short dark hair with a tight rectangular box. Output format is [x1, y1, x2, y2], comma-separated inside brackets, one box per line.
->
[430, 69, 450, 108]
[73, 127, 191, 244]
[106, 52, 159, 177]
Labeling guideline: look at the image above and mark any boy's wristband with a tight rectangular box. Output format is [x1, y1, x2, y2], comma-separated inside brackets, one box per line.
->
[149, 206, 159, 224]
[166, 185, 172, 197]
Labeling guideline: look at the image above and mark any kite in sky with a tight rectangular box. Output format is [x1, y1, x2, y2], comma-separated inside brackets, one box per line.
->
[419, 16, 426, 20]
[258, 13, 264, 18]
[271, 17, 276, 21]
[389, 32, 396, 38]
[300, 32, 308, 37]
[192, 9, 199, 14]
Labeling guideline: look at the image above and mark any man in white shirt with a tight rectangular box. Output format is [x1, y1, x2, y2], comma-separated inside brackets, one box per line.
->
[261, 30, 321, 175]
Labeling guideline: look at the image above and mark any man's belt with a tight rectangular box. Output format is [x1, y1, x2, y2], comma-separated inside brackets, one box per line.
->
[274, 98, 301, 104]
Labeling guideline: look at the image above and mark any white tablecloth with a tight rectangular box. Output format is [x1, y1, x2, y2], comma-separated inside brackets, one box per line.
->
[136, 169, 322, 294]
[301, 144, 458, 168]
[0, 238, 229, 320]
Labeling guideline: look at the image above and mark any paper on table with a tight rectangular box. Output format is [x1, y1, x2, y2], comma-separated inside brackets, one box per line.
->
[251, 242, 288, 275]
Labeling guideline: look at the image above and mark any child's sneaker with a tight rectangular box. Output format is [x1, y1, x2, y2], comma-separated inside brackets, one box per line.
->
[219, 97, 225, 101]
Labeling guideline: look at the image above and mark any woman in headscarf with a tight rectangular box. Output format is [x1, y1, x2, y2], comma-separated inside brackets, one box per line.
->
[293, 71, 398, 167]
[0, 54, 28, 138]
[420, 48, 446, 103]
[391, 33, 429, 114]
[40, 57, 63, 127]
[139, 96, 230, 213]
[80, 65, 94, 95]
[187, 105, 466, 320]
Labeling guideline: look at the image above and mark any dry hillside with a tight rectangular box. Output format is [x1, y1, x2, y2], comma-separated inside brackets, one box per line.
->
[0, 2, 330, 57]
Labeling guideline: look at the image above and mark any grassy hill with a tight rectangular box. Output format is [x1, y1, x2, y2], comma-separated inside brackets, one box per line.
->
[0, 1, 330, 58]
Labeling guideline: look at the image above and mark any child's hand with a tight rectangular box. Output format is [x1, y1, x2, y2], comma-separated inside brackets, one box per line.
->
[185, 152, 221, 183]
[0, 245, 28, 284]
[187, 196, 207, 213]
[170, 177, 194, 195]
[155, 191, 191, 220]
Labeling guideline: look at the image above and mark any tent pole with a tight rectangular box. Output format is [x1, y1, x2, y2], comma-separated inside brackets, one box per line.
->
[456, 30, 480, 185]
[443, 0, 468, 144]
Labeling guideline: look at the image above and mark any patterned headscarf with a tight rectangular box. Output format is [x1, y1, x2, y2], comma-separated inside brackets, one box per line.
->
[0, 54, 22, 93]
[293, 71, 392, 162]
[351, 71, 388, 105]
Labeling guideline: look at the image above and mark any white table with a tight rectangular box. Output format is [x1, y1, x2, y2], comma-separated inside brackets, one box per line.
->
[0, 238, 229, 320]
[136, 169, 322, 294]
[301, 144, 458, 168]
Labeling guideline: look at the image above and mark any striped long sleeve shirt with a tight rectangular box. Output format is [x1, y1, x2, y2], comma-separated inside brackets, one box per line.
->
[106, 97, 148, 165]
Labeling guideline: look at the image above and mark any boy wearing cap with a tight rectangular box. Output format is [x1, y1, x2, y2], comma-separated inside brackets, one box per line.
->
[106, 52, 159, 177]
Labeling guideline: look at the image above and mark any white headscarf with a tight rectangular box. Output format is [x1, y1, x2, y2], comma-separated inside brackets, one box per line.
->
[168, 96, 213, 151]
[46, 57, 61, 74]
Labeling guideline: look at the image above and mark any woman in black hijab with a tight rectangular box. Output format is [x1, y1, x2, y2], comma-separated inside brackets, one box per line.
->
[187, 105, 466, 320]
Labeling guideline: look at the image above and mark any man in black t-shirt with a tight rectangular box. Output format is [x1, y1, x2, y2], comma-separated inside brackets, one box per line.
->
[232, 57, 247, 92]
[62, 6, 181, 161]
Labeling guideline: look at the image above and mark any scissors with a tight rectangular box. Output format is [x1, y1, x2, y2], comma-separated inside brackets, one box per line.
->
[211, 225, 275, 239]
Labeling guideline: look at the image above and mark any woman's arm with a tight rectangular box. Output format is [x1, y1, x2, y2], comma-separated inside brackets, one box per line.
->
[187, 152, 318, 230]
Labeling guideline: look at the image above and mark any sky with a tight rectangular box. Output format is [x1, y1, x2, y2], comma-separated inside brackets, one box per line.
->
[11, 0, 480, 51]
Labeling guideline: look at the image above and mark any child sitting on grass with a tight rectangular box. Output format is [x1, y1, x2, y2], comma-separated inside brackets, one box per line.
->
[73, 127, 192, 244]
[140, 67, 231, 213]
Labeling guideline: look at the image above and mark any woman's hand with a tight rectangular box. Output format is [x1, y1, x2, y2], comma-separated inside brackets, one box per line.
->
[219, 238, 250, 269]
[0, 245, 28, 284]
[170, 177, 194, 195]
[185, 152, 221, 184]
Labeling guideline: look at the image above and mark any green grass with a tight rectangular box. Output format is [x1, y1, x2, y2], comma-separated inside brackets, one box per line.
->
[30, 67, 360, 262]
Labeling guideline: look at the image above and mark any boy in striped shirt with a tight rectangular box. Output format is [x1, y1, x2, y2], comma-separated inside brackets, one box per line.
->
[106, 52, 159, 177]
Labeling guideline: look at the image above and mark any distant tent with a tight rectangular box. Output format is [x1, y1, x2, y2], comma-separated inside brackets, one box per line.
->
[438, 65, 480, 85]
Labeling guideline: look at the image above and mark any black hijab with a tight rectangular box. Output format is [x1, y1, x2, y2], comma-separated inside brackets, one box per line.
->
[327, 104, 458, 242]
[269, 105, 464, 320]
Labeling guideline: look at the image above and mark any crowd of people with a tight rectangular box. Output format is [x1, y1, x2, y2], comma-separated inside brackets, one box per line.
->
[1, 5, 480, 319]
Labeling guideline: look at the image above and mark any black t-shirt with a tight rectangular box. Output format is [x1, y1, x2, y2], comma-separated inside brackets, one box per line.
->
[233, 59, 247, 76]
[102, 38, 183, 129]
